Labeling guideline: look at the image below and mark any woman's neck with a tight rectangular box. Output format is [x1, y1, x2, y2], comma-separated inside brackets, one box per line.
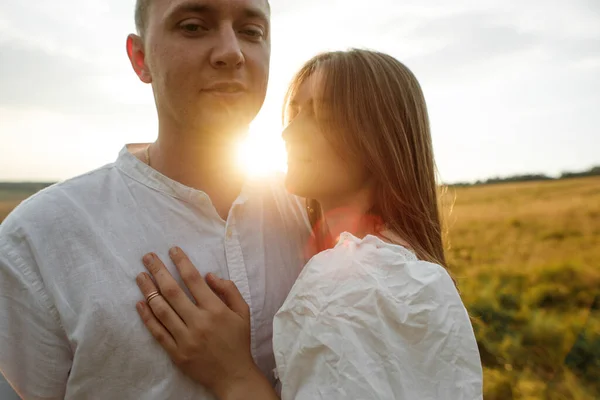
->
[318, 187, 380, 243]
[317, 189, 412, 250]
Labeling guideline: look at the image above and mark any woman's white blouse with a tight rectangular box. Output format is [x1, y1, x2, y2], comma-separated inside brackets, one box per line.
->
[273, 233, 483, 399]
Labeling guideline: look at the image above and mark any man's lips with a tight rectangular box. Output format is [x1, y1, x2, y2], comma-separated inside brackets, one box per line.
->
[202, 81, 247, 93]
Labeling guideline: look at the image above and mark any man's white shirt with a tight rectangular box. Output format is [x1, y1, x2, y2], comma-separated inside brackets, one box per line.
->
[0, 145, 311, 399]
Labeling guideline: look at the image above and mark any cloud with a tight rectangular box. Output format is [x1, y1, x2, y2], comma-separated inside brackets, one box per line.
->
[0, 0, 146, 114]
[0, 43, 109, 111]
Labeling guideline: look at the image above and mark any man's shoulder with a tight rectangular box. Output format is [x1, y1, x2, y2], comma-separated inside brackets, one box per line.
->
[1, 163, 119, 234]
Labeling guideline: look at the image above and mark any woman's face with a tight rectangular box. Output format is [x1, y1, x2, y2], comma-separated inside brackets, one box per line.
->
[282, 70, 370, 205]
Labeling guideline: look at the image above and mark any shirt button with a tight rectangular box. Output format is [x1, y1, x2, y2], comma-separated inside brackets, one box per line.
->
[226, 228, 233, 239]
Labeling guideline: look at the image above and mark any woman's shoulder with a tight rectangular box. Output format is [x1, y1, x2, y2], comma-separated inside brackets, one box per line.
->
[287, 232, 456, 305]
[308, 231, 418, 268]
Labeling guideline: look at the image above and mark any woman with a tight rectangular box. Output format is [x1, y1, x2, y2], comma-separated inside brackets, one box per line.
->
[134, 49, 483, 399]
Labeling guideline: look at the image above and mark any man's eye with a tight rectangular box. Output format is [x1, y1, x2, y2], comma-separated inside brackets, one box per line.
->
[241, 27, 265, 39]
[183, 24, 199, 32]
[179, 21, 208, 33]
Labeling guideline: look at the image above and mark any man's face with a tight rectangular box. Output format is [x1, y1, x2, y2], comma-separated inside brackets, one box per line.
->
[131, 0, 271, 139]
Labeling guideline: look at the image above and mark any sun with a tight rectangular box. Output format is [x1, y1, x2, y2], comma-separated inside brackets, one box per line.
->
[237, 115, 288, 176]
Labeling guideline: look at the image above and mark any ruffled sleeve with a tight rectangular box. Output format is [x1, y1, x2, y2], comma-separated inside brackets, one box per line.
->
[273, 233, 483, 399]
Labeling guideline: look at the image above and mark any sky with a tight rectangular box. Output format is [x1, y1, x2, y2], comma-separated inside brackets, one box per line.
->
[0, 0, 598, 183]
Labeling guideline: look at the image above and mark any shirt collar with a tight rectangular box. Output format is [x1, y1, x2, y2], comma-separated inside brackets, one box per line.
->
[115, 144, 251, 206]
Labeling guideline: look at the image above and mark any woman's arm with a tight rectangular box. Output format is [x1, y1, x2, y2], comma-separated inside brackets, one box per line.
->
[133, 247, 279, 399]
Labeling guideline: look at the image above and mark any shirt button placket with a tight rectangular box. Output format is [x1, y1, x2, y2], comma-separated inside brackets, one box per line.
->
[224, 216, 257, 362]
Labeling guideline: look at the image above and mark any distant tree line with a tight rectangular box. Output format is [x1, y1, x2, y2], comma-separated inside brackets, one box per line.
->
[1, 165, 599, 191]
[0, 182, 55, 192]
[450, 165, 600, 187]
[560, 166, 600, 179]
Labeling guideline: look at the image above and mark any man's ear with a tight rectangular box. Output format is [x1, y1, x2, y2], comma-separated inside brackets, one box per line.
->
[126, 34, 152, 84]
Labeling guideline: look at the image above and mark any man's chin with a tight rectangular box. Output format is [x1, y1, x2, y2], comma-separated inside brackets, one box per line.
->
[196, 107, 252, 127]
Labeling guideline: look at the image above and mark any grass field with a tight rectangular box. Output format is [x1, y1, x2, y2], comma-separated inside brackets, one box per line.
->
[1, 177, 599, 399]
[0, 189, 41, 224]
[444, 177, 600, 399]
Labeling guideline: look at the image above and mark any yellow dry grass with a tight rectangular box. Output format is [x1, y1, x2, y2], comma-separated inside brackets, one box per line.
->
[443, 177, 600, 399]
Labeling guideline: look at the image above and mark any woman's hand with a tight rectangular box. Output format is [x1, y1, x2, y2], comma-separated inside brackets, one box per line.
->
[134, 247, 276, 399]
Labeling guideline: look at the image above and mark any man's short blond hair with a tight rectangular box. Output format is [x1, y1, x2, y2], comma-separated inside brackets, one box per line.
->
[135, 0, 271, 38]
[134, 0, 151, 38]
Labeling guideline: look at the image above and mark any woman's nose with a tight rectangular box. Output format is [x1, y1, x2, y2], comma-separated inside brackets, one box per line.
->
[282, 117, 304, 144]
[282, 123, 293, 143]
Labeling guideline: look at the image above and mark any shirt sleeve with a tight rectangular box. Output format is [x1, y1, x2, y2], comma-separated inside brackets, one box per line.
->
[0, 235, 72, 399]
[274, 241, 483, 400]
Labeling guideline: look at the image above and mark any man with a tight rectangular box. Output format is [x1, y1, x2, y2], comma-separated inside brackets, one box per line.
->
[0, 0, 311, 398]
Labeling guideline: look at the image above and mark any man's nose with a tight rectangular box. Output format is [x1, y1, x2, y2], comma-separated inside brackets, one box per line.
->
[210, 26, 244, 69]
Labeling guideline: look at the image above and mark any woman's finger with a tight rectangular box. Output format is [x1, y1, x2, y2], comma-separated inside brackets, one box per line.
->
[136, 272, 189, 343]
[142, 252, 198, 322]
[136, 301, 178, 356]
[168, 247, 221, 309]
[206, 274, 250, 320]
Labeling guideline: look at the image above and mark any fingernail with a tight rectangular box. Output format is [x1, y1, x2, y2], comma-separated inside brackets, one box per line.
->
[143, 253, 153, 266]
[136, 274, 145, 285]
[169, 247, 179, 256]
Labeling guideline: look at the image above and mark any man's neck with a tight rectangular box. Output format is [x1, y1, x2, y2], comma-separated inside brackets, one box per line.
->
[147, 126, 248, 220]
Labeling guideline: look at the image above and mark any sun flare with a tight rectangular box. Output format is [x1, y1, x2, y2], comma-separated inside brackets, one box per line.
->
[237, 116, 288, 176]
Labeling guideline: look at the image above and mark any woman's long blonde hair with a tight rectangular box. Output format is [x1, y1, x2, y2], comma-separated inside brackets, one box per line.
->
[283, 49, 446, 267]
